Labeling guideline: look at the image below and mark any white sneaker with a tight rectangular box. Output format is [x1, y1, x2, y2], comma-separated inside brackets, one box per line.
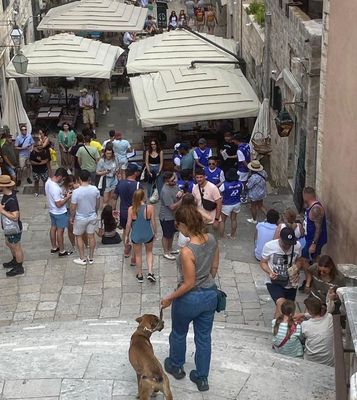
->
[87, 258, 94, 265]
[170, 250, 180, 255]
[106, 106, 110, 112]
[247, 218, 258, 224]
[102, 110, 107, 115]
[163, 253, 176, 261]
[73, 258, 87, 265]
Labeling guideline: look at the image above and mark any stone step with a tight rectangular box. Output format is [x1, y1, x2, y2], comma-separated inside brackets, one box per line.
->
[0, 319, 334, 399]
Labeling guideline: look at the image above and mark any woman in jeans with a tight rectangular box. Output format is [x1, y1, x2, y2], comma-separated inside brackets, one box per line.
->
[96, 145, 118, 207]
[58, 123, 76, 171]
[161, 206, 219, 392]
[145, 139, 163, 198]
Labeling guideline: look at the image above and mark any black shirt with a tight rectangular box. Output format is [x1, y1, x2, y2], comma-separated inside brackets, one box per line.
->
[219, 141, 237, 172]
[30, 148, 50, 174]
[1, 191, 22, 230]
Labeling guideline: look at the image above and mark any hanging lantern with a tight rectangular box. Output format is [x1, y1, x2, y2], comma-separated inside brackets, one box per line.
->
[12, 52, 29, 74]
[275, 107, 294, 137]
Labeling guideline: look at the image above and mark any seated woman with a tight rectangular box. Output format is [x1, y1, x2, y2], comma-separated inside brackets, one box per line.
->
[145, 15, 158, 35]
[168, 11, 178, 31]
[96, 205, 122, 245]
[272, 300, 303, 358]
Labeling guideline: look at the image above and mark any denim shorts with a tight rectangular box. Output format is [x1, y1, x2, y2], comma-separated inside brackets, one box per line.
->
[49, 212, 68, 229]
[4, 165, 16, 177]
[5, 232, 22, 244]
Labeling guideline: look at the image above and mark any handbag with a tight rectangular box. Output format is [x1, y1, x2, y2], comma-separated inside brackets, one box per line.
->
[198, 185, 217, 211]
[273, 245, 294, 287]
[149, 182, 159, 204]
[216, 288, 227, 313]
[273, 323, 297, 349]
[1, 199, 21, 235]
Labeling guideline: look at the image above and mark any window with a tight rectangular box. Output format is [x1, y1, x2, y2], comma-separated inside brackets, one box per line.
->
[270, 79, 282, 111]
[2, 0, 10, 10]
[279, 0, 283, 8]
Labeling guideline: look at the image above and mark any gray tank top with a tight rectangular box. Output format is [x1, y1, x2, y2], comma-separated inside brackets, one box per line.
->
[177, 233, 217, 289]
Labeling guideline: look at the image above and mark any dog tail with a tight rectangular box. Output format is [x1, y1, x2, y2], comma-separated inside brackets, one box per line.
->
[142, 374, 163, 383]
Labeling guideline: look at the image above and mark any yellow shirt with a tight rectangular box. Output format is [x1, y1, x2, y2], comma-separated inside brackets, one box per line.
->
[90, 140, 103, 153]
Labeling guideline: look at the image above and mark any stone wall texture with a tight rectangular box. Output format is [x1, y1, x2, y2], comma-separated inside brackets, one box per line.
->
[316, 0, 357, 263]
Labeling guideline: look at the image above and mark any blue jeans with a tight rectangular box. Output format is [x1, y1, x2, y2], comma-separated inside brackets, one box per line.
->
[169, 288, 217, 378]
[147, 165, 163, 198]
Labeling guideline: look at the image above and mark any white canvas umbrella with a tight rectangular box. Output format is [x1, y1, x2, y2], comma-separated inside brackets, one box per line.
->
[1, 78, 32, 138]
[6, 33, 123, 79]
[127, 29, 238, 74]
[130, 67, 260, 127]
[37, 0, 147, 33]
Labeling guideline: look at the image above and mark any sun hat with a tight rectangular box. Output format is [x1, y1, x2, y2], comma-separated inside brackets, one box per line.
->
[280, 227, 297, 246]
[80, 88, 88, 93]
[0, 175, 16, 188]
[248, 160, 264, 172]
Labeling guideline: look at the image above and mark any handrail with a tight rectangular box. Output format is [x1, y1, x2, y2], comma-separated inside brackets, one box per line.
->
[333, 314, 348, 400]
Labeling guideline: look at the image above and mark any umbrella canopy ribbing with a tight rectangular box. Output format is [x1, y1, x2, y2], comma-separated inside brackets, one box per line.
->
[130, 66, 260, 127]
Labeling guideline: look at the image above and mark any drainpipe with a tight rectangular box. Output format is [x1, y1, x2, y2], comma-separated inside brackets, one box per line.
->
[262, 12, 272, 99]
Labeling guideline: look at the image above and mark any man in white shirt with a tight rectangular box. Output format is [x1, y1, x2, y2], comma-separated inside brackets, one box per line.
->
[45, 168, 72, 257]
[79, 88, 95, 131]
[70, 169, 100, 266]
[260, 227, 303, 317]
[123, 32, 135, 47]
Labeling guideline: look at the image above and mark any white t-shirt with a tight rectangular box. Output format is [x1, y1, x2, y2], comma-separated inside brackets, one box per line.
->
[261, 239, 302, 288]
[123, 32, 134, 46]
[45, 179, 67, 215]
[71, 184, 100, 221]
[113, 139, 131, 162]
[302, 313, 334, 366]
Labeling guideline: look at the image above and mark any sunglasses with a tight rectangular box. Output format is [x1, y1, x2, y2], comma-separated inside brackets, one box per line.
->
[208, 163, 216, 166]
[20, 128, 27, 131]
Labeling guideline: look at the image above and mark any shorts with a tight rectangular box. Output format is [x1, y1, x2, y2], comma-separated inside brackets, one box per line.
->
[104, 177, 117, 193]
[132, 236, 154, 245]
[5, 232, 22, 244]
[83, 108, 95, 125]
[160, 219, 177, 239]
[266, 283, 297, 303]
[19, 157, 30, 169]
[117, 160, 128, 170]
[33, 171, 49, 183]
[4, 165, 16, 178]
[237, 171, 249, 182]
[73, 218, 97, 235]
[222, 203, 241, 216]
[301, 242, 324, 261]
[50, 212, 68, 229]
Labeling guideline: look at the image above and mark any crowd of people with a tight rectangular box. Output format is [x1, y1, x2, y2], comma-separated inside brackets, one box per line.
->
[0, 121, 345, 390]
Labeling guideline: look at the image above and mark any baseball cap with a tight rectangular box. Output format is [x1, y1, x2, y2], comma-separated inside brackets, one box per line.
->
[198, 138, 207, 145]
[126, 163, 139, 173]
[178, 143, 189, 150]
[280, 227, 297, 246]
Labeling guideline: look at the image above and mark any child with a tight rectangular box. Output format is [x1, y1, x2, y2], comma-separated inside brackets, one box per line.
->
[301, 297, 334, 366]
[272, 300, 303, 358]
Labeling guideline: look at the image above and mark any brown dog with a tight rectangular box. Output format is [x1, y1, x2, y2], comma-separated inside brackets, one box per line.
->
[129, 314, 173, 400]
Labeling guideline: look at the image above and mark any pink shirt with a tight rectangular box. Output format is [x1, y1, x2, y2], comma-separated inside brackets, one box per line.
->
[193, 181, 221, 224]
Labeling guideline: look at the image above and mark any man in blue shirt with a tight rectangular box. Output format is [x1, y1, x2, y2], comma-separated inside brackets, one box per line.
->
[204, 157, 225, 187]
[194, 138, 212, 169]
[14, 125, 34, 186]
[254, 209, 280, 260]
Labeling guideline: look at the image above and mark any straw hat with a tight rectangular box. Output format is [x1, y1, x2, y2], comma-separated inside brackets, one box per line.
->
[0, 175, 16, 188]
[247, 160, 263, 172]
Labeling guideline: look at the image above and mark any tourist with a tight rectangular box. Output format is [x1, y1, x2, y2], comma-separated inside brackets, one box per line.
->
[299, 187, 328, 288]
[178, 10, 188, 28]
[272, 300, 303, 358]
[185, 0, 196, 23]
[70, 134, 84, 177]
[70, 169, 100, 265]
[1, 132, 17, 183]
[206, 5, 218, 34]
[232, 132, 251, 203]
[125, 189, 157, 283]
[301, 297, 334, 366]
[79, 88, 95, 131]
[123, 31, 136, 47]
[260, 227, 303, 317]
[254, 209, 280, 261]
[145, 139, 163, 198]
[161, 206, 219, 392]
[29, 136, 51, 197]
[219, 168, 243, 239]
[159, 171, 182, 260]
[168, 11, 178, 31]
[96, 145, 118, 206]
[145, 15, 159, 35]
[99, 79, 111, 116]
[195, 7, 205, 32]
[112, 163, 141, 264]
[102, 130, 116, 149]
[96, 204, 121, 245]
[63, 175, 81, 252]
[219, 132, 237, 174]
[204, 156, 224, 187]
[0, 174, 24, 276]
[76, 134, 100, 184]
[176, 169, 194, 194]
[192, 168, 222, 232]
[14, 125, 34, 186]
[176, 144, 195, 176]
[274, 208, 305, 248]
[194, 138, 212, 169]
[45, 168, 72, 257]
[246, 160, 267, 224]
[38, 129, 52, 177]
[112, 131, 133, 180]
[58, 122, 76, 171]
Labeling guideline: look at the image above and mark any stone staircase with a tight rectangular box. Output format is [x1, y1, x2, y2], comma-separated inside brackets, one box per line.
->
[0, 319, 334, 399]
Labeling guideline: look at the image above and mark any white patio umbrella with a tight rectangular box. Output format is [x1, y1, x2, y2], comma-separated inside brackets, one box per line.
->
[37, 0, 147, 33]
[5, 33, 123, 79]
[130, 67, 260, 127]
[1, 78, 32, 137]
[126, 29, 238, 74]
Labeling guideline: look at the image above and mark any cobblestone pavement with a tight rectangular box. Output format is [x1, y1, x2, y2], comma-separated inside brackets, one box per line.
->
[0, 187, 305, 328]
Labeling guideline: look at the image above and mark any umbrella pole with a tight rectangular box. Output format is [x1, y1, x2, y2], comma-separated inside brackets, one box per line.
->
[65, 87, 68, 108]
